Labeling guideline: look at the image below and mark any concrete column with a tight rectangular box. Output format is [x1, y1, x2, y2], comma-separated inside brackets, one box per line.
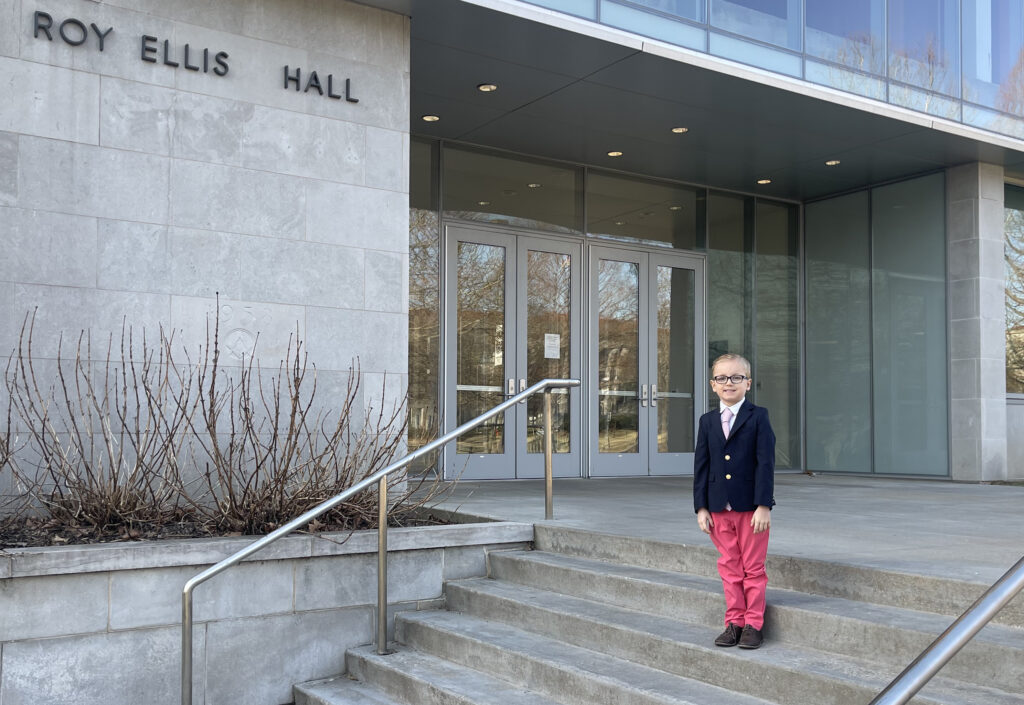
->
[947, 162, 1007, 481]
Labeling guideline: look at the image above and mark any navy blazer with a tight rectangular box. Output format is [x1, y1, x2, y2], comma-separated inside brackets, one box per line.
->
[693, 401, 775, 514]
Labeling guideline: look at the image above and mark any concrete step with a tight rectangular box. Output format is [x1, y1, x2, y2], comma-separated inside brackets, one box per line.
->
[345, 644, 572, 705]
[533, 524, 1024, 627]
[486, 549, 1024, 693]
[396, 609, 781, 705]
[443, 575, 1024, 705]
[295, 675, 403, 705]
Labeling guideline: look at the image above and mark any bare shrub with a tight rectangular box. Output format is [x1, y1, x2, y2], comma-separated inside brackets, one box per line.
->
[2, 306, 444, 546]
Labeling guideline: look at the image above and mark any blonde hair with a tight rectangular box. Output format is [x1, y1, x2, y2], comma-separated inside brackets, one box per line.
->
[711, 353, 751, 377]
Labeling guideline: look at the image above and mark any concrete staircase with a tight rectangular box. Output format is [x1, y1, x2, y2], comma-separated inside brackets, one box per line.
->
[294, 525, 1024, 705]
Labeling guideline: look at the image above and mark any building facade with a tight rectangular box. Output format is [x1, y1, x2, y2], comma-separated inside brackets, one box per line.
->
[2, 0, 1024, 484]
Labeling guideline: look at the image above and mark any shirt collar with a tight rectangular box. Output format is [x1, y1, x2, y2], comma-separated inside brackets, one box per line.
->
[719, 398, 745, 415]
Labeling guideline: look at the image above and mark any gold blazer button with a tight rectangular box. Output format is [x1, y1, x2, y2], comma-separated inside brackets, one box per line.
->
[724, 454, 731, 461]
[725, 474, 732, 480]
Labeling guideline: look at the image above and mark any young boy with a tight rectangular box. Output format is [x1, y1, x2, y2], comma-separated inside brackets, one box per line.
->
[693, 353, 775, 649]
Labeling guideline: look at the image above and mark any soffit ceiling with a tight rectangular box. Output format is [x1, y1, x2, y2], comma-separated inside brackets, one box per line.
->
[408, 0, 1024, 202]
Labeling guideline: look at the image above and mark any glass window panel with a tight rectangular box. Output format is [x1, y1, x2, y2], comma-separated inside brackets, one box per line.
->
[587, 171, 705, 249]
[1005, 184, 1024, 393]
[456, 242, 507, 454]
[656, 266, 695, 453]
[706, 192, 753, 409]
[805, 60, 888, 100]
[964, 103, 1024, 140]
[755, 200, 800, 469]
[709, 32, 802, 76]
[963, 1, 1024, 115]
[600, 1, 707, 50]
[871, 173, 948, 476]
[597, 260, 641, 453]
[522, 0, 598, 18]
[710, 0, 802, 51]
[526, 250, 572, 453]
[805, 0, 884, 74]
[409, 138, 440, 459]
[889, 83, 962, 120]
[805, 192, 872, 472]
[888, 0, 960, 97]
[610, 0, 704, 22]
[443, 145, 582, 234]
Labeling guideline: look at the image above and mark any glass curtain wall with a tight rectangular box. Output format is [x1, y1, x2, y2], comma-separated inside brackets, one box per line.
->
[408, 138, 441, 464]
[523, 1, 1024, 140]
[706, 192, 754, 369]
[1006, 184, 1024, 393]
[805, 173, 948, 475]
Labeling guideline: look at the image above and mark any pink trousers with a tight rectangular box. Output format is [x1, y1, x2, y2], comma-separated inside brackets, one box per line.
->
[709, 510, 769, 630]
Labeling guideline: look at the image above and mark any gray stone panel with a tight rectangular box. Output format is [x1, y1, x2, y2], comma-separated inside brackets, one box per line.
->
[98, 0, 246, 34]
[110, 560, 294, 629]
[18, 0, 178, 88]
[18, 138, 169, 223]
[0, 625, 204, 705]
[168, 226, 243, 299]
[1007, 402, 1024, 480]
[169, 295, 306, 366]
[0, 57, 100, 143]
[242, 106, 365, 184]
[238, 238, 365, 308]
[363, 126, 407, 192]
[204, 607, 373, 705]
[98, 220, 172, 294]
[11, 284, 171, 358]
[364, 250, 407, 313]
[306, 180, 408, 253]
[0, 207, 97, 288]
[362, 371, 408, 425]
[0, 0, 17, 58]
[306, 307, 407, 374]
[0, 571, 108, 641]
[294, 548, 442, 610]
[170, 160, 305, 239]
[0, 131, 17, 205]
[443, 545, 488, 581]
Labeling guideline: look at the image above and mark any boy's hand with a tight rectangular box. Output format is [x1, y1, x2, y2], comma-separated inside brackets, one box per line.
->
[751, 506, 771, 534]
[697, 508, 713, 534]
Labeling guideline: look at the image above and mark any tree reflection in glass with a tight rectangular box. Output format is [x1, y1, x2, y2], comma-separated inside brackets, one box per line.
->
[597, 260, 640, 453]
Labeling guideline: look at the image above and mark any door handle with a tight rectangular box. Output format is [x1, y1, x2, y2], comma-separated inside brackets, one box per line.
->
[639, 384, 648, 407]
[519, 378, 527, 403]
[651, 383, 658, 407]
[507, 378, 515, 398]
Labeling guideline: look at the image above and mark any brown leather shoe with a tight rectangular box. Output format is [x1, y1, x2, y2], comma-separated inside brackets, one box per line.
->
[714, 622, 742, 647]
[738, 624, 763, 649]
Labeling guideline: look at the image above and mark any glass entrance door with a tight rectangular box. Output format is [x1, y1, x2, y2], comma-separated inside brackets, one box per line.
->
[589, 246, 704, 476]
[444, 225, 581, 480]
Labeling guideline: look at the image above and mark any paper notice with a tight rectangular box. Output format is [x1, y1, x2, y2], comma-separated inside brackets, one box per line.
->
[544, 333, 560, 359]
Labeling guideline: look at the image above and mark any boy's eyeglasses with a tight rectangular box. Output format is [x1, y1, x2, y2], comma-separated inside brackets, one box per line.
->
[711, 375, 749, 384]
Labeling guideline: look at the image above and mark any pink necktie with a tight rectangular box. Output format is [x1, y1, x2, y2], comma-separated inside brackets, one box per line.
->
[721, 407, 732, 439]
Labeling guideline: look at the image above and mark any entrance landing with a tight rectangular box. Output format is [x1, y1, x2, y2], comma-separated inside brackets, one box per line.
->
[435, 474, 1024, 585]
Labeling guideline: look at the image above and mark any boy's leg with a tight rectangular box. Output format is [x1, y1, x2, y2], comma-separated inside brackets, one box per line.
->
[736, 516, 770, 630]
[709, 511, 746, 627]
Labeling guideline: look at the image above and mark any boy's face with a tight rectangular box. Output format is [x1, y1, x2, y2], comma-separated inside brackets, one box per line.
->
[710, 359, 751, 406]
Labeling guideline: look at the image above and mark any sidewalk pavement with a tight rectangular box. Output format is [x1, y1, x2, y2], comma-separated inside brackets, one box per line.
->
[434, 473, 1024, 585]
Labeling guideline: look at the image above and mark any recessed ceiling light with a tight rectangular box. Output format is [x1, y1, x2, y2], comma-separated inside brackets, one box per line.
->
[825, 159, 841, 166]
[668, 205, 683, 211]
[527, 183, 542, 188]
[607, 150, 623, 157]
[421, 114, 440, 122]
[671, 127, 689, 134]
[477, 200, 490, 206]
[614, 221, 626, 225]
[757, 178, 772, 185]
[477, 83, 498, 92]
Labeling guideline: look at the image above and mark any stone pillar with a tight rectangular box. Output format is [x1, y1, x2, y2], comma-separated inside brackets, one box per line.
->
[947, 162, 1007, 481]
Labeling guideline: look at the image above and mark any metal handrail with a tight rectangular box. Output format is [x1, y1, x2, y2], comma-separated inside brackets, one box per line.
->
[869, 554, 1024, 704]
[180, 377, 580, 705]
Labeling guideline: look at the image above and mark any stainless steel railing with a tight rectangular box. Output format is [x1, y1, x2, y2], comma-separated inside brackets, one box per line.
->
[869, 554, 1024, 704]
[180, 377, 580, 705]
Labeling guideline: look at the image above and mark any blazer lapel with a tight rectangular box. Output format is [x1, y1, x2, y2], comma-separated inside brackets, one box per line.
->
[727, 404, 754, 441]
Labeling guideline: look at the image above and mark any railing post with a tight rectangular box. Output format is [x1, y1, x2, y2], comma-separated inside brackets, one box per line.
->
[181, 591, 193, 705]
[377, 476, 389, 654]
[543, 389, 553, 520]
